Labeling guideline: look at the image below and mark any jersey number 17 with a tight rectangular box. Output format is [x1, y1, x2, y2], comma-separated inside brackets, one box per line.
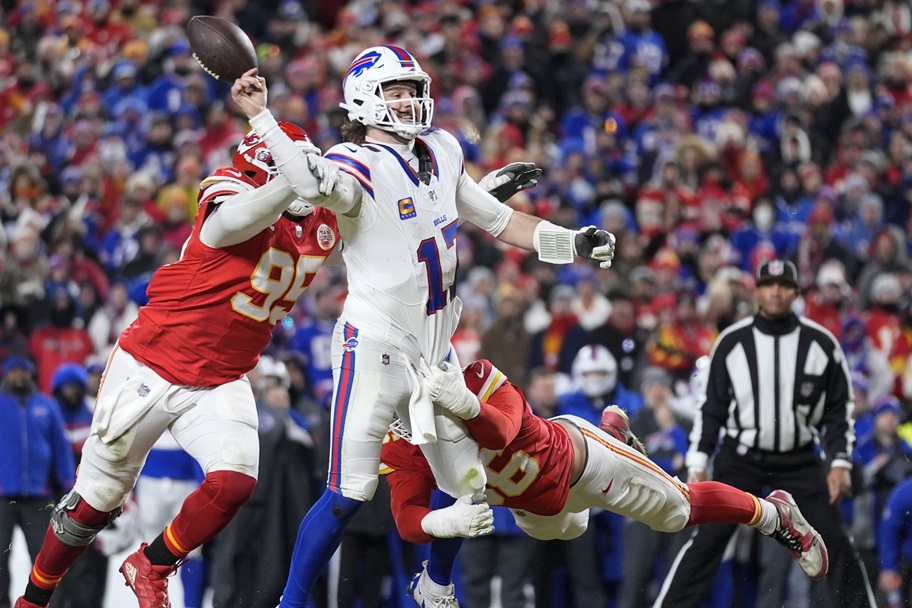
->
[417, 219, 458, 315]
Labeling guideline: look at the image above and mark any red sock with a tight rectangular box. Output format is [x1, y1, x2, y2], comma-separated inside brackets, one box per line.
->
[30, 499, 111, 590]
[163, 470, 256, 557]
[686, 481, 762, 527]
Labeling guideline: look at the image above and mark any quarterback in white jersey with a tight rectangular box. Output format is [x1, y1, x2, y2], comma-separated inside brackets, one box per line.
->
[239, 47, 618, 608]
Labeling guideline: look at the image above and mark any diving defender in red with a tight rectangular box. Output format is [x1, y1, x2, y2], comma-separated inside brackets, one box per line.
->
[381, 359, 830, 606]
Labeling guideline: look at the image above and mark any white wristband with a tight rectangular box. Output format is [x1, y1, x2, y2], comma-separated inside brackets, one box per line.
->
[684, 450, 709, 472]
[533, 221, 575, 264]
[249, 109, 281, 140]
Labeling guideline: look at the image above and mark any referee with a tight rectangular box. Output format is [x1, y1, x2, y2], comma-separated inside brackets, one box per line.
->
[653, 260, 875, 608]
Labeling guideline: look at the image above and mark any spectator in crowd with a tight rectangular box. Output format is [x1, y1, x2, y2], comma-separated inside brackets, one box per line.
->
[795, 201, 862, 290]
[645, 289, 716, 383]
[560, 344, 643, 424]
[856, 227, 912, 310]
[879, 474, 912, 607]
[527, 285, 589, 375]
[0, 305, 29, 362]
[47, 362, 108, 608]
[586, 291, 643, 385]
[850, 396, 912, 606]
[290, 284, 343, 407]
[0, 356, 74, 608]
[803, 259, 855, 340]
[480, 286, 532, 386]
[27, 288, 93, 394]
[569, 267, 612, 331]
[865, 273, 905, 403]
[86, 279, 138, 358]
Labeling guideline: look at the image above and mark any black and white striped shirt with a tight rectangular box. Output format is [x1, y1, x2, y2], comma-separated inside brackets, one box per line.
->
[685, 313, 856, 472]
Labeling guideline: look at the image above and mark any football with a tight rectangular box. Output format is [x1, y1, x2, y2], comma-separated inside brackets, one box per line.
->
[187, 15, 258, 83]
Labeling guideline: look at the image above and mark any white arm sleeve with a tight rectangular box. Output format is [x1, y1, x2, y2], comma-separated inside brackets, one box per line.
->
[455, 170, 514, 236]
[248, 110, 361, 215]
[199, 177, 296, 248]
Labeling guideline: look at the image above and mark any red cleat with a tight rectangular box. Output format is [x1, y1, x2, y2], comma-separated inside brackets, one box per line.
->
[14, 598, 44, 608]
[766, 490, 829, 580]
[119, 543, 176, 608]
[599, 404, 647, 455]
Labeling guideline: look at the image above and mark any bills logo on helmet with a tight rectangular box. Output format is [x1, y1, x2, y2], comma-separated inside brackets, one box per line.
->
[317, 224, 336, 250]
[347, 50, 382, 78]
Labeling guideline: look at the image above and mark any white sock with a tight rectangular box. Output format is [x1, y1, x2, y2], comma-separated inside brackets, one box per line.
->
[754, 499, 780, 535]
[422, 570, 453, 595]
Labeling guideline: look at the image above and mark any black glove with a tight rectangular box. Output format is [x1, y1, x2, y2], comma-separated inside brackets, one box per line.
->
[573, 226, 616, 269]
[481, 162, 542, 202]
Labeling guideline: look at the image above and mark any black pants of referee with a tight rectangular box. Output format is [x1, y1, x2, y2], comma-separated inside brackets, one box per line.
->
[653, 439, 876, 608]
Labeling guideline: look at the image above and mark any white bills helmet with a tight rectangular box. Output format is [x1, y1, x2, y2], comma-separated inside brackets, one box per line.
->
[340, 45, 434, 140]
[572, 345, 618, 398]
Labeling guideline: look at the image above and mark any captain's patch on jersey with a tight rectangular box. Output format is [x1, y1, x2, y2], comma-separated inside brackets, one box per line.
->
[398, 197, 417, 220]
[317, 224, 336, 250]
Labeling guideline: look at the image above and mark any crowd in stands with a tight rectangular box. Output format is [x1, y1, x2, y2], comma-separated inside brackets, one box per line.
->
[1, 0, 912, 605]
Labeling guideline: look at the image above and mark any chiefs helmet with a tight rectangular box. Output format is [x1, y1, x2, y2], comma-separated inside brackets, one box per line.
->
[233, 121, 320, 216]
[341, 45, 433, 140]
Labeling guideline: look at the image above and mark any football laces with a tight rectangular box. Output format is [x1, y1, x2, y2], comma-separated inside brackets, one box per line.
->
[192, 53, 221, 80]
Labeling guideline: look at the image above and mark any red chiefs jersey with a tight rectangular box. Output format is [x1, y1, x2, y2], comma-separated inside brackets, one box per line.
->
[119, 168, 339, 387]
[380, 360, 574, 543]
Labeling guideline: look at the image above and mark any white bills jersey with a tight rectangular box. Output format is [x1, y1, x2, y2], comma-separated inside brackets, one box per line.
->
[325, 127, 507, 364]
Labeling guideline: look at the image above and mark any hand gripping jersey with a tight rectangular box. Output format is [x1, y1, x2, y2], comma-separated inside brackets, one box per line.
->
[324, 129, 468, 363]
[119, 167, 340, 387]
[381, 360, 574, 540]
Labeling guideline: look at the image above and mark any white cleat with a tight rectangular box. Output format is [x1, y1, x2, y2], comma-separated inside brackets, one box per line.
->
[766, 489, 829, 580]
[407, 561, 460, 607]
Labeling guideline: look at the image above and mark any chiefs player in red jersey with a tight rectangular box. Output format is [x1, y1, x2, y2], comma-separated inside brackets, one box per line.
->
[381, 359, 830, 607]
[14, 73, 341, 608]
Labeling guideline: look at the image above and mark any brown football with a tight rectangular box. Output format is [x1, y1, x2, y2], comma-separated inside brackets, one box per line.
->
[187, 15, 258, 83]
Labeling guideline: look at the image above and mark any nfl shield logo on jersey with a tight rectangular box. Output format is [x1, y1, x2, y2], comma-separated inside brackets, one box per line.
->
[317, 224, 336, 250]
[137, 383, 150, 397]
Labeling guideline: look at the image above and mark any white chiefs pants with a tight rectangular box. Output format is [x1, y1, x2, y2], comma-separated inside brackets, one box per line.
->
[75, 347, 260, 512]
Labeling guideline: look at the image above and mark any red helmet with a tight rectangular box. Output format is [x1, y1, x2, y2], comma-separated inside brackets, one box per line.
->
[233, 122, 319, 186]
